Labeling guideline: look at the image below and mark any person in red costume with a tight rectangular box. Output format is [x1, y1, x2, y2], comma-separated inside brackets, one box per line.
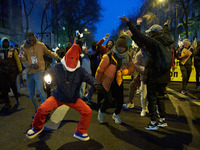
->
[26, 44, 104, 141]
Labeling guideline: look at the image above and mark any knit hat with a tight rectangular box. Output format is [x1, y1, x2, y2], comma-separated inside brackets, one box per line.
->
[145, 24, 163, 33]
[116, 36, 128, 49]
[61, 44, 84, 72]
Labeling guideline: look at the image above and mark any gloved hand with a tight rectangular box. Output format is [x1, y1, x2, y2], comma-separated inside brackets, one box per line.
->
[94, 84, 105, 94]
[30, 64, 39, 69]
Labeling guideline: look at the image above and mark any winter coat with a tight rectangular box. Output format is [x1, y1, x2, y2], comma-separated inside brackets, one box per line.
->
[46, 63, 100, 103]
[20, 39, 60, 75]
[127, 22, 173, 84]
[95, 50, 134, 92]
[0, 37, 22, 74]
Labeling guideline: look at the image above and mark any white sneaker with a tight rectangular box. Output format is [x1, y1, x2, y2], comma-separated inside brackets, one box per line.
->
[123, 102, 134, 109]
[112, 113, 121, 124]
[97, 109, 104, 123]
[140, 109, 146, 117]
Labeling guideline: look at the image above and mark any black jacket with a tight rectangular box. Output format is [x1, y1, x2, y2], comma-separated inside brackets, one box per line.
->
[127, 21, 173, 84]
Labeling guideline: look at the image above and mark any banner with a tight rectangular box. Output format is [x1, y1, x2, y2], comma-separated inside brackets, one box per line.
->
[123, 58, 197, 82]
[170, 58, 196, 82]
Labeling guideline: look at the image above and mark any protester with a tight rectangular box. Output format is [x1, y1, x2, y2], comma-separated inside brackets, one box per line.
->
[194, 41, 200, 89]
[85, 35, 114, 102]
[97, 33, 115, 59]
[133, 48, 148, 116]
[123, 18, 143, 109]
[0, 37, 22, 112]
[87, 41, 98, 77]
[96, 35, 134, 124]
[119, 15, 173, 130]
[177, 38, 196, 94]
[80, 45, 100, 99]
[20, 32, 61, 111]
[26, 44, 104, 141]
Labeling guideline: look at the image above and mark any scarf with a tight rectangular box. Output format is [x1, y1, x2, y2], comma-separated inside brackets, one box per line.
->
[113, 46, 130, 66]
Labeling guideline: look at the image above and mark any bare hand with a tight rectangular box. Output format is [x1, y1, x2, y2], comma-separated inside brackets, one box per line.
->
[126, 30, 133, 36]
[137, 18, 143, 25]
[118, 15, 129, 23]
[105, 34, 109, 39]
[164, 20, 169, 26]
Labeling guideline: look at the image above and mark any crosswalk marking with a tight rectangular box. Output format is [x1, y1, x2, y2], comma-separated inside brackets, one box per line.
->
[166, 87, 200, 106]
[44, 105, 70, 130]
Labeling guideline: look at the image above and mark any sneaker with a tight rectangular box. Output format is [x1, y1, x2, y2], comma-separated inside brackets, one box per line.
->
[73, 131, 90, 141]
[26, 127, 44, 139]
[97, 109, 104, 123]
[145, 123, 159, 130]
[123, 102, 134, 109]
[140, 109, 146, 117]
[112, 113, 121, 124]
[158, 120, 168, 127]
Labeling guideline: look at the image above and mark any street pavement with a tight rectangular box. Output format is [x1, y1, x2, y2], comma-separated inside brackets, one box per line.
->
[0, 80, 200, 150]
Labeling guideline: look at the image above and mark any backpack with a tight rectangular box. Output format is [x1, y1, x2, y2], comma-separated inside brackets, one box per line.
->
[156, 41, 173, 71]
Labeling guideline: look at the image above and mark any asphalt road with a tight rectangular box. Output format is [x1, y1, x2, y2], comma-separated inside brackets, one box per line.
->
[0, 81, 200, 150]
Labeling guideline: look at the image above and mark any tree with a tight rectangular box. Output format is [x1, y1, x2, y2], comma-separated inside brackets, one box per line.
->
[22, 0, 36, 35]
[59, 0, 102, 44]
[175, 0, 196, 38]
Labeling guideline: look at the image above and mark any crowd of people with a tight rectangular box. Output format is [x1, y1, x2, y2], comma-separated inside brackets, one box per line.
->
[0, 15, 200, 141]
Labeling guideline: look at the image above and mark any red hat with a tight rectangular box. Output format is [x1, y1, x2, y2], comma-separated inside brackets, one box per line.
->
[61, 44, 83, 72]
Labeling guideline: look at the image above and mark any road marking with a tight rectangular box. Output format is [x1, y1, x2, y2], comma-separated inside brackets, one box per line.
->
[44, 105, 69, 130]
[166, 87, 200, 106]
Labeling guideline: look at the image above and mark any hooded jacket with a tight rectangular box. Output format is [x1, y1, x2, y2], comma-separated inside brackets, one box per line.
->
[0, 37, 22, 73]
[46, 64, 100, 103]
[127, 22, 173, 84]
[20, 38, 60, 75]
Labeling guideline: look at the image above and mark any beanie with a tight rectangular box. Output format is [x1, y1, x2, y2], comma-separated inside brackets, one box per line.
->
[116, 36, 128, 49]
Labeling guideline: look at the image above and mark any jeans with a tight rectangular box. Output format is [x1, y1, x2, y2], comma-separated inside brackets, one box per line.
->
[26, 71, 47, 110]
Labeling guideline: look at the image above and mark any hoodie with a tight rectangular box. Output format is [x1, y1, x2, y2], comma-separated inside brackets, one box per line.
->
[0, 37, 22, 73]
[20, 38, 60, 75]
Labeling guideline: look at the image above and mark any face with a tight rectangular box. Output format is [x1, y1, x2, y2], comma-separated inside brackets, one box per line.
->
[107, 41, 114, 49]
[27, 36, 36, 46]
[3, 40, 9, 48]
[117, 47, 127, 54]
[183, 42, 190, 49]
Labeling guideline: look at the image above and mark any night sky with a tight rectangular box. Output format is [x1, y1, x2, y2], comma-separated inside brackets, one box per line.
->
[94, 0, 144, 42]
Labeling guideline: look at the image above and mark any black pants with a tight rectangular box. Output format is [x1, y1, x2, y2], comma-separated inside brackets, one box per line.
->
[0, 72, 18, 105]
[180, 65, 192, 90]
[194, 60, 200, 87]
[100, 79, 124, 115]
[147, 83, 167, 121]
